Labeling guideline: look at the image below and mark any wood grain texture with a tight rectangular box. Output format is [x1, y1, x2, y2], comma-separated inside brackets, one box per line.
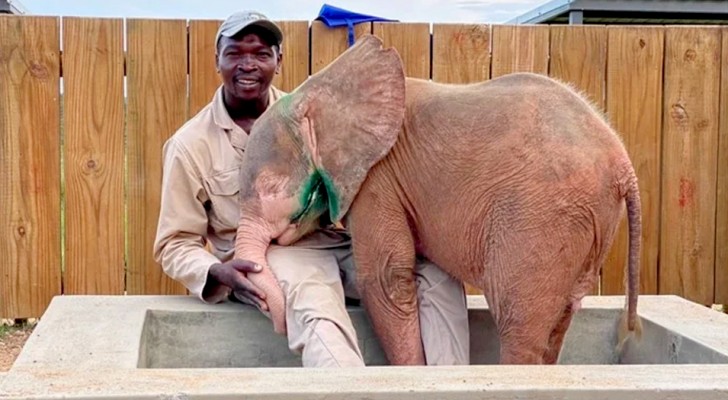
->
[549, 25, 608, 295]
[491, 25, 550, 78]
[272, 21, 310, 92]
[549, 25, 606, 109]
[602, 27, 664, 297]
[0, 16, 61, 318]
[311, 20, 371, 74]
[61, 17, 125, 294]
[715, 28, 728, 305]
[659, 27, 721, 305]
[432, 24, 490, 84]
[189, 19, 222, 117]
[373, 22, 430, 79]
[126, 18, 188, 295]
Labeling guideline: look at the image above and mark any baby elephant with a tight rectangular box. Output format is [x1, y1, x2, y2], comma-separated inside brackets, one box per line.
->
[233, 34, 642, 365]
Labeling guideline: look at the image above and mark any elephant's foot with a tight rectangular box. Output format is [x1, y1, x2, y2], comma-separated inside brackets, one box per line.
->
[359, 274, 426, 366]
[375, 317, 426, 366]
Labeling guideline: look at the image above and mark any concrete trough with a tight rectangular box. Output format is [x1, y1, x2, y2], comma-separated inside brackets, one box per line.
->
[1, 295, 728, 399]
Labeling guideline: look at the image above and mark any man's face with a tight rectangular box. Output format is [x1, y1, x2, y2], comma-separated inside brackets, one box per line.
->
[216, 28, 282, 104]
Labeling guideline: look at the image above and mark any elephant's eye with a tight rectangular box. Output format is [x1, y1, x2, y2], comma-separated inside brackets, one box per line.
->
[292, 178, 322, 223]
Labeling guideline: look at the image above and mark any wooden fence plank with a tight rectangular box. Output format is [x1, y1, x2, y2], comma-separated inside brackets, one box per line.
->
[0, 16, 61, 318]
[311, 20, 371, 74]
[432, 24, 490, 84]
[126, 18, 188, 295]
[549, 25, 608, 295]
[491, 25, 550, 78]
[272, 21, 310, 92]
[660, 27, 721, 305]
[61, 17, 125, 295]
[189, 19, 221, 117]
[373, 22, 430, 79]
[715, 28, 728, 305]
[549, 26, 606, 109]
[602, 27, 664, 297]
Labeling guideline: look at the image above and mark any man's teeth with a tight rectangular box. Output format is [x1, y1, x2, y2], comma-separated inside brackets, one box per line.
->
[237, 79, 257, 84]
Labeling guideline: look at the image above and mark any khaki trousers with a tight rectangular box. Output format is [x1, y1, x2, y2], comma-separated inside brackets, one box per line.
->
[235, 231, 470, 367]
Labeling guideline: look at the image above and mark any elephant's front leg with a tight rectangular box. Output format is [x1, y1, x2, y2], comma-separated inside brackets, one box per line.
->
[348, 186, 425, 366]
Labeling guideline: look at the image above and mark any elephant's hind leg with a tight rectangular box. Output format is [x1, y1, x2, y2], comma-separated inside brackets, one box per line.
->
[496, 294, 571, 364]
[348, 184, 425, 366]
[489, 253, 581, 364]
[543, 220, 616, 364]
[542, 301, 577, 364]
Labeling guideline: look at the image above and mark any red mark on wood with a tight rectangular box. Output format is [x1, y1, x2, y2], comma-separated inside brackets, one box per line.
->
[679, 177, 694, 208]
[452, 31, 463, 44]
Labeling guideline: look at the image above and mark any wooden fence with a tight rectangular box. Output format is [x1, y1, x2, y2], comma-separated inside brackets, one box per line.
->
[1, 15, 726, 319]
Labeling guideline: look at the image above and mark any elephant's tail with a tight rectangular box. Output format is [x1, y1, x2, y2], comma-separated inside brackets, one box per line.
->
[617, 172, 643, 353]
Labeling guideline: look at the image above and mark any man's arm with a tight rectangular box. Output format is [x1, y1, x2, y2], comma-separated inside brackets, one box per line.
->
[152, 137, 230, 303]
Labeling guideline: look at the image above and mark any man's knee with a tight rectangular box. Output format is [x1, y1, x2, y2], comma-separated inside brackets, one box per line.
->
[266, 246, 342, 291]
[286, 277, 349, 323]
[265, 249, 351, 330]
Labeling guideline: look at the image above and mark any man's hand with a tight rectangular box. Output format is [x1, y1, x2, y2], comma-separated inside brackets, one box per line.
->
[207, 259, 268, 311]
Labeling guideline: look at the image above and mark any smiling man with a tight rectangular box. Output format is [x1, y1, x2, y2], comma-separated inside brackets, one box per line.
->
[215, 11, 283, 133]
[153, 10, 471, 368]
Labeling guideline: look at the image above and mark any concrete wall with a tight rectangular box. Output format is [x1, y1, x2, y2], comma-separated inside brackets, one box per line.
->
[2, 295, 728, 399]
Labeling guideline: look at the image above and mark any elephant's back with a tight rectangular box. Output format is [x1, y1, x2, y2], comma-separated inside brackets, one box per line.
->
[402, 73, 627, 182]
[393, 75, 632, 283]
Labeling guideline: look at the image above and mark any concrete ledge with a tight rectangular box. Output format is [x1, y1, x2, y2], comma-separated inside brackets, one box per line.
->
[2, 364, 728, 399]
[1, 295, 728, 399]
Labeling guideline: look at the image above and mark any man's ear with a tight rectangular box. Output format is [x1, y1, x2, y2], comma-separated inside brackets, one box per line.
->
[275, 50, 283, 75]
[215, 53, 220, 74]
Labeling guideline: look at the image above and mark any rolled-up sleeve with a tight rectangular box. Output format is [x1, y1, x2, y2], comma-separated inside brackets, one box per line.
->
[153, 138, 231, 303]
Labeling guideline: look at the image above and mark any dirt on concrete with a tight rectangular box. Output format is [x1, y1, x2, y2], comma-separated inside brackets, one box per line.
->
[0, 323, 35, 372]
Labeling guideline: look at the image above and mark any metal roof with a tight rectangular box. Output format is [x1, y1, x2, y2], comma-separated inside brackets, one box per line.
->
[507, 0, 728, 24]
[0, 0, 28, 15]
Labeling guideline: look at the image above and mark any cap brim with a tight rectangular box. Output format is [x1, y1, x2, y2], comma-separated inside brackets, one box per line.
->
[220, 20, 283, 45]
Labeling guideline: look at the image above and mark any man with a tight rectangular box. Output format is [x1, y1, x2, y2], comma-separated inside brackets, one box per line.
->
[153, 10, 470, 367]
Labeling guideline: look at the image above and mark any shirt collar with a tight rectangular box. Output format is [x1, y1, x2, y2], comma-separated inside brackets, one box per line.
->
[211, 85, 287, 150]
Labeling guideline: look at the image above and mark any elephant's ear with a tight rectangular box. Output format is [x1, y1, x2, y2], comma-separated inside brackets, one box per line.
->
[291, 34, 406, 223]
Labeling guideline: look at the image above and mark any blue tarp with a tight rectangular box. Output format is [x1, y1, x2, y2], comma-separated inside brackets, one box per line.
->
[315, 4, 397, 46]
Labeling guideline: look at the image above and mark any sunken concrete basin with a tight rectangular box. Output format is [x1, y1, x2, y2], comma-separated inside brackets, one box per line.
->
[1, 295, 728, 399]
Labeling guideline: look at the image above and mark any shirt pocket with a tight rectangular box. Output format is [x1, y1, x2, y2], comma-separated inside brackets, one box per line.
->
[202, 167, 240, 231]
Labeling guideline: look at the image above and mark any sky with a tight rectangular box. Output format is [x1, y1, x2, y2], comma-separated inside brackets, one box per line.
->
[15, 0, 551, 24]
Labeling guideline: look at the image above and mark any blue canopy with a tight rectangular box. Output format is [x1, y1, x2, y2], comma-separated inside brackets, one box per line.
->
[315, 4, 397, 46]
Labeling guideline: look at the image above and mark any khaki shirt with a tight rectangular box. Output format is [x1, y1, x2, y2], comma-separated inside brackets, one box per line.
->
[153, 85, 290, 304]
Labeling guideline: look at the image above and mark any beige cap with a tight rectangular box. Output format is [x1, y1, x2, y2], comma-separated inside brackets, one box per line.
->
[215, 11, 283, 48]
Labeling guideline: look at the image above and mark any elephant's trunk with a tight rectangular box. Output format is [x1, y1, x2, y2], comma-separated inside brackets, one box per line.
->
[234, 217, 287, 336]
